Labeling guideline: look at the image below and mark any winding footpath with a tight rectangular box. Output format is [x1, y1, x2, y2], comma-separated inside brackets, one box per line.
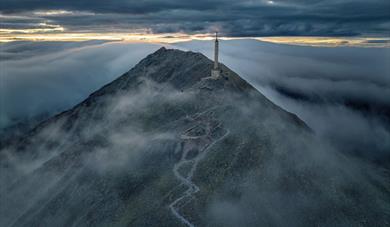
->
[168, 121, 229, 227]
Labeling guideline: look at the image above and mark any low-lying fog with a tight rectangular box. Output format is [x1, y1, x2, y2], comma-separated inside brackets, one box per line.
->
[1, 39, 389, 163]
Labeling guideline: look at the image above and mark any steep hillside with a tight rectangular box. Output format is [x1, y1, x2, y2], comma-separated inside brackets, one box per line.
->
[1, 47, 389, 227]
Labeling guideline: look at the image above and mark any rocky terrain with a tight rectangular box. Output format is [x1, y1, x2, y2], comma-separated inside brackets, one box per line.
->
[1, 47, 389, 226]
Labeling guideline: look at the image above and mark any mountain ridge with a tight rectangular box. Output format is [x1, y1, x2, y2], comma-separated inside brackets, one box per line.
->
[20, 47, 308, 141]
[1, 47, 388, 227]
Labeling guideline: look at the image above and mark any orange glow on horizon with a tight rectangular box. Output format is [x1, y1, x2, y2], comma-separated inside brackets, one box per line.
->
[256, 37, 390, 48]
[0, 31, 388, 47]
[0, 32, 221, 43]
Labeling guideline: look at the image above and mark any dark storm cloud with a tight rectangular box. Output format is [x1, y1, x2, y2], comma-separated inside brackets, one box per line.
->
[1, 0, 389, 37]
[0, 0, 221, 14]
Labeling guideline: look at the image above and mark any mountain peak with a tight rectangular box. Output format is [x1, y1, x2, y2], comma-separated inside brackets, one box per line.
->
[154, 46, 167, 54]
[117, 47, 256, 94]
[2, 47, 386, 227]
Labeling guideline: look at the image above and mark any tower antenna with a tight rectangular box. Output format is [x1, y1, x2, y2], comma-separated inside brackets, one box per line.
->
[211, 31, 220, 79]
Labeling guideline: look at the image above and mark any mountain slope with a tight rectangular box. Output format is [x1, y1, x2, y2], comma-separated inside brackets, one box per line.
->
[1, 47, 389, 227]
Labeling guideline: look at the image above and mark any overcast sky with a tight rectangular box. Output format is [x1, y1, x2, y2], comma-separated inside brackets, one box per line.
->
[1, 0, 390, 43]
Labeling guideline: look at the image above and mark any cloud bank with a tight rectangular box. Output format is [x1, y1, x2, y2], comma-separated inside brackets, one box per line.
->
[0, 41, 162, 129]
[1, 39, 389, 165]
[174, 39, 390, 162]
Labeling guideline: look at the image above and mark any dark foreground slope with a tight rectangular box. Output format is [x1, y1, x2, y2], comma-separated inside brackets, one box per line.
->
[1, 48, 389, 227]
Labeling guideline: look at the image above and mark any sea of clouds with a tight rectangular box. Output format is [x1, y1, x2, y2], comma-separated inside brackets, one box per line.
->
[1, 39, 389, 226]
[1, 39, 389, 162]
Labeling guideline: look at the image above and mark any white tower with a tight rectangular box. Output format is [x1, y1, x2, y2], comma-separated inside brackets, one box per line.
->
[211, 32, 220, 79]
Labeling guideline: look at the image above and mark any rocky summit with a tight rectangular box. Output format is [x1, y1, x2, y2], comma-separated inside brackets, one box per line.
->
[1, 47, 389, 227]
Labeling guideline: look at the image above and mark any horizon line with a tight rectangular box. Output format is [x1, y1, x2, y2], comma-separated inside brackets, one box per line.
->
[0, 32, 389, 48]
